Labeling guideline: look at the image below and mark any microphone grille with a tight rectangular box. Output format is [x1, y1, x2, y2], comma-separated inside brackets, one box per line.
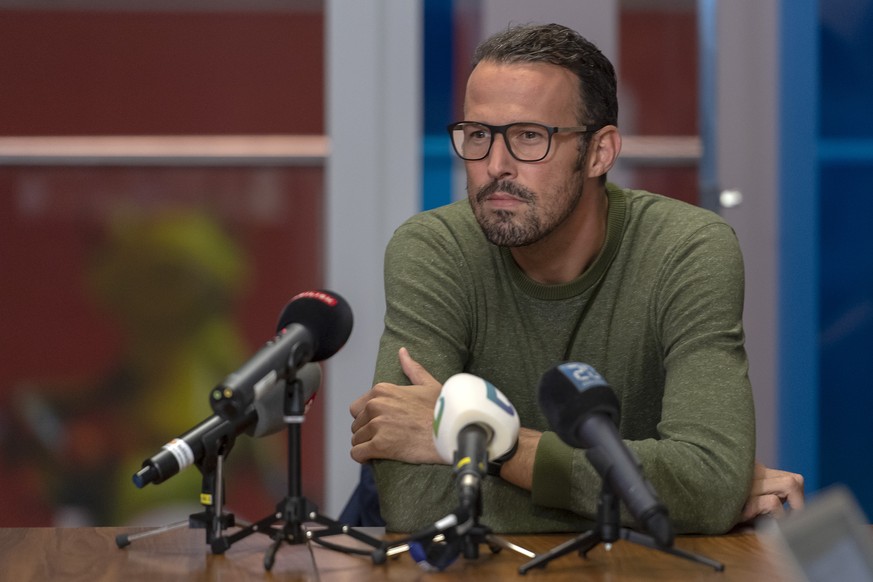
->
[538, 362, 620, 448]
[277, 290, 353, 361]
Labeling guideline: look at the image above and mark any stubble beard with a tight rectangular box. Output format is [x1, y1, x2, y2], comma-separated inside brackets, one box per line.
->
[470, 178, 584, 248]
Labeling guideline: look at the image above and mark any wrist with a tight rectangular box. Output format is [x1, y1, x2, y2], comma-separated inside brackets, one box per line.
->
[487, 439, 519, 477]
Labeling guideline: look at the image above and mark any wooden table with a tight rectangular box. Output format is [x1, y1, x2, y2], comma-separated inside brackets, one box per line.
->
[0, 524, 796, 581]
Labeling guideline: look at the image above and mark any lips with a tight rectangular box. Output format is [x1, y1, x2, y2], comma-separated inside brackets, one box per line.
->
[484, 192, 526, 210]
[476, 180, 534, 205]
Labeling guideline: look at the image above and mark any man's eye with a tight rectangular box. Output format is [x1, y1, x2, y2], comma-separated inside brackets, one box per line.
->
[513, 126, 547, 142]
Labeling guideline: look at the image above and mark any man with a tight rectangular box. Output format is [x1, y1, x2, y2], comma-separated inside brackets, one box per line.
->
[349, 23, 802, 534]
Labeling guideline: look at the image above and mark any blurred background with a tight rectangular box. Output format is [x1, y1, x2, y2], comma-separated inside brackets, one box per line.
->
[0, 0, 870, 528]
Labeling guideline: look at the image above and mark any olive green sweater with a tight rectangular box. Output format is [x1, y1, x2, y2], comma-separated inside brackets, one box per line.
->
[371, 184, 755, 534]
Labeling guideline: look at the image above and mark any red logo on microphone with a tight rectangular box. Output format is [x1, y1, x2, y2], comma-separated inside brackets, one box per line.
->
[292, 290, 338, 307]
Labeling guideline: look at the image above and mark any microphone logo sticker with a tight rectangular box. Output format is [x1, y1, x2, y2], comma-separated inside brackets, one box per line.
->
[558, 362, 606, 392]
[485, 382, 516, 416]
[433, 396, 445, 437]
[290, 290, 338, 307]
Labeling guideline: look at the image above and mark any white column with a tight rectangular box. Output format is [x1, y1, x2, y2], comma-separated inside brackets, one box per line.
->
[715, 1, 779, 465]
[324, 0, 421, 515]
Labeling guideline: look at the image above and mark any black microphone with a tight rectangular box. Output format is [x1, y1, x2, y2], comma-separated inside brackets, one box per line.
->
[133, 362, 322, 488]
[538, 362, 674, 547]
[209, 290, 352, 420]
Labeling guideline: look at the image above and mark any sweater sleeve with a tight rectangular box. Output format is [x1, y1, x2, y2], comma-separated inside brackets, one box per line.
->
[372, 215, 474, 385]
[369, 214, 478, 530]
[531, 221, 756, 534]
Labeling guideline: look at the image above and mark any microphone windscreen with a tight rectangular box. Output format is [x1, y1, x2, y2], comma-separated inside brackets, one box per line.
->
[433, 373, 520, 463]
[538, 362, 620, 449]
[277, 290, 353, 361]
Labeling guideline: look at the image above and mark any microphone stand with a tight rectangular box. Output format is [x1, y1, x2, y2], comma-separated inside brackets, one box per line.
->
[518, 481, 724, 575]
[116, 430, 239, 549]
[209, 372, 386, 571]
[383, 469, 535, 571]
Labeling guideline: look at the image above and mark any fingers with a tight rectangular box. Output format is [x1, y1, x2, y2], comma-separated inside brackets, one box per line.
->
[349, 391, 368, 419]
[349, 388, 390, 463]
[349, 382, 389, 433]
[740, 462, 806, 524]
[348, 347, 445, 466]
[784, 473, 805, 510]
[769, 470, 805, 510]
[751, 464, 805, 509]
[348, 380, 444, 466]
[398, 347, 440, 388]
[740, 494, 786, 523]
[350, 418, 379, 463]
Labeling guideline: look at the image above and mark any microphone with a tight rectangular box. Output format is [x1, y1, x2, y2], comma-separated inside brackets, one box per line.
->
[249, 360, 322, 437]
[209, 290, 352, 420]
[400, 374, 518, 572]
[538, 362, 674, 547]
[133, 362, 322, 488]
[433, 373, 520, 509]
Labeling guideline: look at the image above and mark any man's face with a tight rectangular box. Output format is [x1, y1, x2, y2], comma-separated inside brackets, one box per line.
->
[463, 61, 589, 248]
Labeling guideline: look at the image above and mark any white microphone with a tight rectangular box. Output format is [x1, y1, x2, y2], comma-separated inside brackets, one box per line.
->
[432, 373, 520, 508]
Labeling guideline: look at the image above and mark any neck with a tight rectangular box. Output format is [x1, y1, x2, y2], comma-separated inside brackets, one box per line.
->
[510, 183, 609, 285]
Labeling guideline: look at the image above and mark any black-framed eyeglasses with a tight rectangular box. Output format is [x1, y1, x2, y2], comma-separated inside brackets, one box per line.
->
[446, 121, 601, 162]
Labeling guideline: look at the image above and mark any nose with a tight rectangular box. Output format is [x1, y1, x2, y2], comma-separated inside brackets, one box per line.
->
[486, 134, 517, 181]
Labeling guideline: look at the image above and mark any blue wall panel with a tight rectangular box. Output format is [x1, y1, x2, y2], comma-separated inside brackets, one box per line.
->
[782, 0, 873, 518]
[820, 163, 873, 516]
[422, 0, 455, 211]
[817, 0, 873, 518]
[778, 0, 820, 490]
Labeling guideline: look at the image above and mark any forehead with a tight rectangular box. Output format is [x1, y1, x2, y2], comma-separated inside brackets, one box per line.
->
[464, 61, 581, 123]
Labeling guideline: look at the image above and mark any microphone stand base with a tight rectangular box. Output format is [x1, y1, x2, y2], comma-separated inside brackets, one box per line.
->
[520, 480, 724, 574]
[116, 452, 237, 550]
[518, 526, 724, 574]
[385, 520, 535, 571]
[210, 495, 387, 569]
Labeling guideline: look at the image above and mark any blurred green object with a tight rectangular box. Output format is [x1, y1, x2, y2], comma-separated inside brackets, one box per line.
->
[16, 210, 259, 526]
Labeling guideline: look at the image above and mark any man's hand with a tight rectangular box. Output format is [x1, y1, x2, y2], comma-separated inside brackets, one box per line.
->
[349, 348, 444, 465]
[740, 461, 805, 523]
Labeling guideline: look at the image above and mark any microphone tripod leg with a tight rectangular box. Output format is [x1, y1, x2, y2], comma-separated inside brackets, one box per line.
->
[483, 533, 536, 559]
[305, 510, 387, 563]
[518, 530, 600, 575]
[621, 529, 724, 571]
[115, 519, 190, 548]
[264, 533, 284, 571]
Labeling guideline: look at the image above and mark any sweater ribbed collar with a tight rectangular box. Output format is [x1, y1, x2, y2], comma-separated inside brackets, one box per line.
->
[499, 183, 627, 300]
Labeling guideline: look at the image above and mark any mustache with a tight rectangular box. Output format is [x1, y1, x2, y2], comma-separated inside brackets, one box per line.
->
[475, 180, 535, 204]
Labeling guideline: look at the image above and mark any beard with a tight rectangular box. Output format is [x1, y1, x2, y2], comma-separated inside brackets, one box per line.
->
[469, 178, 584, 248]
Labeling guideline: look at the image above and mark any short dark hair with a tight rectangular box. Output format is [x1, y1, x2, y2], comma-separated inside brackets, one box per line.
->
[472, 23, 618, 128]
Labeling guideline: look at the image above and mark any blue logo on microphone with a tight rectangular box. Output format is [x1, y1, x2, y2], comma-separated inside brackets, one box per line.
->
[485, 381, 516, 416]
[558, 362, 607, 392]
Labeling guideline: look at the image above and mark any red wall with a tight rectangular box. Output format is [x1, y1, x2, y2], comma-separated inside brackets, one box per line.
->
[0, 10, 323, 135]
[620, 9, 699, 206]
[0, 9, 326, 526]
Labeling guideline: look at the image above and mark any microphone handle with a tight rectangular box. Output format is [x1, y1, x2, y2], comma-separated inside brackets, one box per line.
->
[454, 424, 489, 509]
[580, 415, 673, 545]
[133, 411, 253, 488]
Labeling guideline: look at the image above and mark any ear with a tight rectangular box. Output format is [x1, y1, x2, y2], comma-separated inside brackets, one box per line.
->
[586, 125, 621, 179]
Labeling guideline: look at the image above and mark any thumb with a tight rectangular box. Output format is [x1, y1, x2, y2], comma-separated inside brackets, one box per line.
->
[398, 347, 440, 388]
